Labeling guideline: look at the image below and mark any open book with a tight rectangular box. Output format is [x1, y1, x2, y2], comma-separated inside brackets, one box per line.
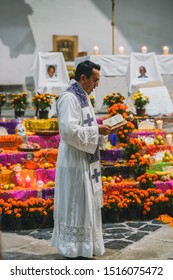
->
[102, 114, 127, 130]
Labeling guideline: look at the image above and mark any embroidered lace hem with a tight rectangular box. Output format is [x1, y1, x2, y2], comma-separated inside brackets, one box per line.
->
[53, 221, 103, 244]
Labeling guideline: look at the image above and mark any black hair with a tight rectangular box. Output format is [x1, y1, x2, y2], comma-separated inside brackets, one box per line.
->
[75, 60, 101, 81]
[139, 66, 147, 73]
[47, 65, 56, 72]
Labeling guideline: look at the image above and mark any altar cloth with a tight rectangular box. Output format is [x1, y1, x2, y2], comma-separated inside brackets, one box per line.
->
[0, 120, 17, 134]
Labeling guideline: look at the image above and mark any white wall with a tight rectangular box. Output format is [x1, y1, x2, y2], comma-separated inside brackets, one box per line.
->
[0, 0, 131, 88]
[0, 0, 173, 90]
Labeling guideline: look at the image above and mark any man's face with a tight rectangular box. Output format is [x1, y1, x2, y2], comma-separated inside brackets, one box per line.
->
[139, 67, 145, 76]
[48, 67, 55, 77]
[82, 68, 100, 94]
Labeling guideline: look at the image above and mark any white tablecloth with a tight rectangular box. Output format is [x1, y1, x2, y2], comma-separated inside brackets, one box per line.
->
[75, 54, 173, 76]
[33, 52, 69, 117]
[128, 86, 173, 116]
[75, 55, 173, 113]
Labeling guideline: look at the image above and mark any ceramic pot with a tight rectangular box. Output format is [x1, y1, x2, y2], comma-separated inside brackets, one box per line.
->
[136, 108, 146, 117]
[39, 110, 49, 119]
[15, 110, 25, 118]
[106, 209, 120, 223]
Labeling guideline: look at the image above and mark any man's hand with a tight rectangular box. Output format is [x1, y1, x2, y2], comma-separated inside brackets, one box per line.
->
[98, 124, 112, 135]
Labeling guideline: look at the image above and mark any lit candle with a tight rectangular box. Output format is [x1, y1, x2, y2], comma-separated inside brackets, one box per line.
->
[2, 117, 6, 122]
[163, 45, 169, 55]
[141, 46, 148, 54]
[118, 46, 125, 55]
[34, 116, 37, 120]
[25, 175, 31, 188]
[93, 45, 99, 55]
[166, 134, 172, 145]
[156, 120, 163, 130]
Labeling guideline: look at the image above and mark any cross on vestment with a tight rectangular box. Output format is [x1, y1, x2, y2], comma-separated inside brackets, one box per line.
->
[84, 113, 94, 126]
[91, 168, 101, 183]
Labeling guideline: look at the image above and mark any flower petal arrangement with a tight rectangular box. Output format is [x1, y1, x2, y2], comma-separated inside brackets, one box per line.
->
[68, 67, 76, 80]
[103, 190, 127, 211]
[11, 92, 29, 111]
[136, 172, 159, 189]
[133, 91, 150, 110]
[123, 138, 147, 159]
[128, 152, 152, 178]
[107, 103, 128, 118]
[103, 92, 125, 108]
[0, 197, 54, 229]
[105, 98, 135, 143]
[32, 93, 58, 112]
[89, 95, 95, 108]
[0, 93, 6, 107]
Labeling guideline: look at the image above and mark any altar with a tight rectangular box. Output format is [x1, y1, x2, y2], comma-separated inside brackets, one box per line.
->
[33, 52, 69, 117]
[75, 54, 173, 112]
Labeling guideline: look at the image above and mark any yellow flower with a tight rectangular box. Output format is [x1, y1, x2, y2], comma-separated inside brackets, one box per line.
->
[133, 91, 149, 109]
[10, 92, 28, 111]
[32, 93, 58, 111]
[0, 92, 7, 107]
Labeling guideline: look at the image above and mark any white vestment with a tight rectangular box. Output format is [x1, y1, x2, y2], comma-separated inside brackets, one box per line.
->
[51, 81, 105, 258]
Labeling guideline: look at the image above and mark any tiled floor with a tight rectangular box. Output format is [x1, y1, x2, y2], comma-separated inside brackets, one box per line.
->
[1, 219, 165, 260]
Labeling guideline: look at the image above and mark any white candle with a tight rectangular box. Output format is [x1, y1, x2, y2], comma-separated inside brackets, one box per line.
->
[156, 120, 163, 130]
[166, 134, 172, 145]
[163, 45, 169, 55]
[93, 45, 99, 55]
[141, 46, 148, 54]
[2, 117, 6, 122]
[25, 175, 31, 188]
[118, 46, 125, 55]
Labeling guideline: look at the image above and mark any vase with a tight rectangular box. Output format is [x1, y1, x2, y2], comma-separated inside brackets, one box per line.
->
[1, 215, 22, 230]
[147, 206, 160, 219]
[126, 207, 139, 221]
[8, 218, 22, 230]
[130, 168, 146, 180]
[39, 212, 54, 228]
[106, 209, 120, 223]
[136, 108, 146, 117]
[15, 110, 25, 118]
[22, 215, 43, 229]
[167, 206, 173, 217]
[39, 110, 49, 119]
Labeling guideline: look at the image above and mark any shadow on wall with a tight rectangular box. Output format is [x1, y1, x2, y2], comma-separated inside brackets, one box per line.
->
[0, 0, 36, 58]
[92, 0, 173, 53]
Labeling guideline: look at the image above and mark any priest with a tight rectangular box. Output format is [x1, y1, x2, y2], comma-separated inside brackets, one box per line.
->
[51, 60, 113, 259]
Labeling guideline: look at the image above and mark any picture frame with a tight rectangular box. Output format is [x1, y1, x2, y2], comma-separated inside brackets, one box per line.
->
[33, 52, 69, 89]
[53, 35, 78, 61]
[46, 64, 58, 81]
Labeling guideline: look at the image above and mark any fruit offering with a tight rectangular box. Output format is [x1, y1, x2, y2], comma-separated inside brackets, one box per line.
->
[154, 135, 165, 145]
[162, 151, 173, 162]
[18, 142, 40, 151]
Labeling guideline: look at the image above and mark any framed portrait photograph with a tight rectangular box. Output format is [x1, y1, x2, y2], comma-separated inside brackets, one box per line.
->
[53, 35, 78, 61]
[137, 65, 149, 79]
[33, 52, 69, 89]
[46, 64, 58, 81]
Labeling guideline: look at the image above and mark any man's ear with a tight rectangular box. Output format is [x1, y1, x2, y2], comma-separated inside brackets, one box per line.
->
[80, 74, 86, 84]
